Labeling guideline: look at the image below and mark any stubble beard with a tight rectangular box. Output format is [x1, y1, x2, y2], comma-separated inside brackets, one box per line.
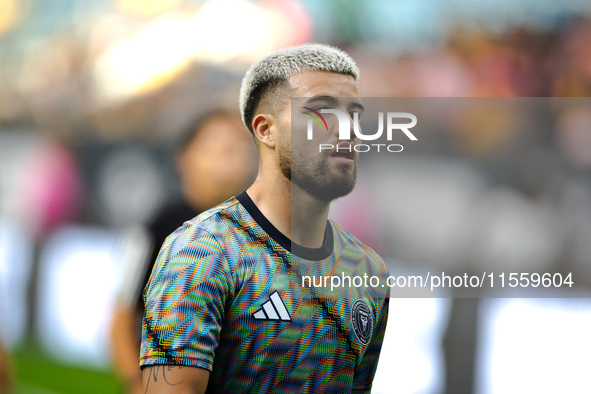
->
[278, 140, 358, 203]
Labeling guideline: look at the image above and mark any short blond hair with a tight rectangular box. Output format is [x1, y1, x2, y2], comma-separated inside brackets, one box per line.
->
[239, 43, 360, 134]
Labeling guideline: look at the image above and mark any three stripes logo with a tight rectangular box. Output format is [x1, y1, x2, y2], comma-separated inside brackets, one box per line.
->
[253, 291, 292, 321]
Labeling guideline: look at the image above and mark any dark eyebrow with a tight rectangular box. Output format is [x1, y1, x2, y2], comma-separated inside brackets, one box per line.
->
[303, 96, 364, 113]
[303, 96, 339, 106]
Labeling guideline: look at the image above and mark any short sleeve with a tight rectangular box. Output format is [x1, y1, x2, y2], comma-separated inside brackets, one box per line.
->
[140, 227, 234, 371]
[351, 297, 389, 393]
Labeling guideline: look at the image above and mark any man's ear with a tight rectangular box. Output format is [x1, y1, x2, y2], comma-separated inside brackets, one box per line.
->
[252, 114, 276, 149]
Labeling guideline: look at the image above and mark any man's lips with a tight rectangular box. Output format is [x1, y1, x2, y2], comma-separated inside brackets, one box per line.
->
[330, 142, 356, 162]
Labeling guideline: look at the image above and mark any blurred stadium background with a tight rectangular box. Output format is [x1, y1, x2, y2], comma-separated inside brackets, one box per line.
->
[1, 0, 591, 393]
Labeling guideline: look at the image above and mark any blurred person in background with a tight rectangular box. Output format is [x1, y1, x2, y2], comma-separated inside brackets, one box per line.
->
[110, 110, 257, 394]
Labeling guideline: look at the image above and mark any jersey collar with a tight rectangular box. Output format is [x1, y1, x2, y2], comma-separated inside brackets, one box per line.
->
[236, 191, 334, 260]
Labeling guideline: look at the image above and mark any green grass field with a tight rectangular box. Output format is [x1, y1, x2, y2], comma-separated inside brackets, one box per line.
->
[10, 344, 122, 394]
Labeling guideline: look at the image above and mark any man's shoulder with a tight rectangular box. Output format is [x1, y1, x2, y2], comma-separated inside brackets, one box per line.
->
[329, 219, 386, 266]
[329, 219, 390, 300]
[161, 196, 246, 256]
[189, 196, 243, 230]
[329, 219, 388, 275]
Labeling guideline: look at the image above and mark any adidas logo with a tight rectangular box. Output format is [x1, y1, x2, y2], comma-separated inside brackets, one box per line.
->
[253, 291, 291, 321]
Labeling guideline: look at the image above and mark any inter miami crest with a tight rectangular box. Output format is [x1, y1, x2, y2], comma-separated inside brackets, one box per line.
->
[351, 299, 374, 345]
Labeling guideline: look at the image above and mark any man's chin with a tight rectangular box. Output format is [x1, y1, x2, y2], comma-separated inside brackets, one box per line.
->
[288, 161, 358, 202]
[299, 178, 357, 203]
[326, 172, 358, 201]
[324, 183, 356, 202]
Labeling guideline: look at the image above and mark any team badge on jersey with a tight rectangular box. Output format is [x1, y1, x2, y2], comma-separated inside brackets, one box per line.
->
[351, 299, 374, 345]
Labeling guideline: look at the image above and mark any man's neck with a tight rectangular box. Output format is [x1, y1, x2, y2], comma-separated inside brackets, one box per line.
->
[246, 169, 329, 249]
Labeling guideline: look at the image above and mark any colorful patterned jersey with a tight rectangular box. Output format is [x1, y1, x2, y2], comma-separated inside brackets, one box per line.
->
[140, 191, 389, 394]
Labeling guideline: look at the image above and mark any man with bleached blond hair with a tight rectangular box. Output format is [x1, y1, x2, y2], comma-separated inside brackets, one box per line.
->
[140, 43, 389, 394]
